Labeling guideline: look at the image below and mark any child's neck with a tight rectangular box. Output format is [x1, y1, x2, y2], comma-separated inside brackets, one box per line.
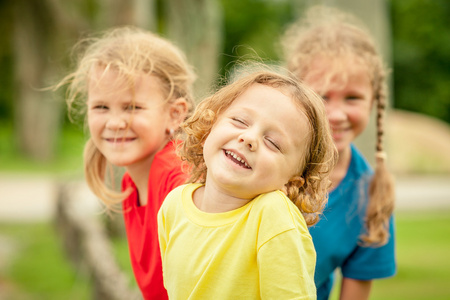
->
[126, 158, 155, 206]
[193, 184, 252, 213]
[329, 146, 352, 191]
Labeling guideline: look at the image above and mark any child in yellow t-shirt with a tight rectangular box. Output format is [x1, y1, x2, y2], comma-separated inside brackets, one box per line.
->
[158, 70, 337, 299]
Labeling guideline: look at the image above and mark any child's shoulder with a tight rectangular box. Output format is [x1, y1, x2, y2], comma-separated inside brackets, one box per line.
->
[252, 190, 310, 244]
[350, 144, 373, 172]
[164, 183, 190, 200]
[255, 190, 294, 208]
[348, 144, 374, 180]
[162, 183, 200, 207]
[253, 190, 304, 224]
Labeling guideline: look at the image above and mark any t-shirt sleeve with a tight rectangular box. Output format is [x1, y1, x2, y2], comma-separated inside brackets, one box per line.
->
[341, 216, 397, 280]
[157, 205, 166, 258]
[157, 205, 167, 289]
[258, 229, 317, 299]
[157, 185, 184, 262]
[157, 185, 185, 289]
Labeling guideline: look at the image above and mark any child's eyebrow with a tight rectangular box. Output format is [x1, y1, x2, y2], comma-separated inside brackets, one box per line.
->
[86, 97, 105, 104]
[226, 106, 250, 113]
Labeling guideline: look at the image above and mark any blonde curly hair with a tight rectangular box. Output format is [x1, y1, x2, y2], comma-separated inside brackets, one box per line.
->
[56, 26, 196, 207]
[179, 70, 337, 226]
[282, 5, 395, 245]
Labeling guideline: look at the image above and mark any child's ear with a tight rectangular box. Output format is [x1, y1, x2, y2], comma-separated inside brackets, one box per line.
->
[168, 97, 188, 128]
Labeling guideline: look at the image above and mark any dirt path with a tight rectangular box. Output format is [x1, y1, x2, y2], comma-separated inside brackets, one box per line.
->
[0, 173, 101, 222]
[395, 175, 450, 211]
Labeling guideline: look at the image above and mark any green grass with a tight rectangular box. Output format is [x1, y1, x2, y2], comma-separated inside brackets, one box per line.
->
[330, 211, 450, 300]
[1, 212, 449, 299]
[0, 221, 139, 300]
[0, 123, 85, 174]
[0, 222, 91, 300]
[372, 211, 450, 300]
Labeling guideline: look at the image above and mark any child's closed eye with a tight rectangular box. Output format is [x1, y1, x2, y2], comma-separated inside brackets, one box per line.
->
[265, 137, 281, 151]
[92, 104, 108, 110]
[125, 104, 143, 111]
[346, 95, 363, 101]
[231, 117, 248, 127]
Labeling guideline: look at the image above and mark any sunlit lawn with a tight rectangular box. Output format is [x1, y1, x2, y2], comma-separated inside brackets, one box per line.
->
[1, 211, 449, 299]
[330, 211, 450, 300]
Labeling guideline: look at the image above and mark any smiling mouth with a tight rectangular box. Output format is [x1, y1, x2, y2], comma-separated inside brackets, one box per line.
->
[331, 126, 348, 133]
[105, 137, 136, 143]
[331, 127, 349, 137]
[224, 150, 251, 169]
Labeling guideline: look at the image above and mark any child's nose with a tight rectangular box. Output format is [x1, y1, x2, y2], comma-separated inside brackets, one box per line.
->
[106, 114, 127, 130]
[239, 132, 258, 151]
[326, 104, 347, 123]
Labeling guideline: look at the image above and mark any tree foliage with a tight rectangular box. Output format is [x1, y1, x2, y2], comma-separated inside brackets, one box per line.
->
[219, 0, 297, 77]
[0, 1, 14, 123]
[390, 0, 450, 124]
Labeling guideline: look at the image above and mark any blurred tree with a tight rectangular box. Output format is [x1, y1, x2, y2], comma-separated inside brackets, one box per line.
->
[12, 0, 84, 161]
[390, 0, 450, 124]
[220, 0, 297, 77]
[94, 0, 156, 29]
[0, 1, 14, 124]
[164, 0, 223, 99]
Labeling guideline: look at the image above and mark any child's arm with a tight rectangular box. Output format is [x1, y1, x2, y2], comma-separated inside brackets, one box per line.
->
[339, 278, 372, 300]
[258, 229, 316, 299]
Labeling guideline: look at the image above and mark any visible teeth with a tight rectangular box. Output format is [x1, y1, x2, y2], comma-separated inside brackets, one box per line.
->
[225, 150, 249, 168]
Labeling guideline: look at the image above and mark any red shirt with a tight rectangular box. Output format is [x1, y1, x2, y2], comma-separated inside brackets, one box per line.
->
[122, 141, 188, 299]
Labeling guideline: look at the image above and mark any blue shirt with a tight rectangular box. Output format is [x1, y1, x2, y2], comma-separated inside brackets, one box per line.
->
[310, 144, 396, 300]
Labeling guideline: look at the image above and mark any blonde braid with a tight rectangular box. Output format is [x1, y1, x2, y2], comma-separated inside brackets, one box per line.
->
[361, 70, 395, 246]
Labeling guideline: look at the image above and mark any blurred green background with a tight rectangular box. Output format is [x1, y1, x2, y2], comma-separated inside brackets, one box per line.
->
[1, 0, 449, 299]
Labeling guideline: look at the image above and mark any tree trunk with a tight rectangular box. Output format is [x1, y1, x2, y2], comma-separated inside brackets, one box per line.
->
[96, 0, 157, 30]
[165, 0, 223, 100]
[13, 0, 65, 161]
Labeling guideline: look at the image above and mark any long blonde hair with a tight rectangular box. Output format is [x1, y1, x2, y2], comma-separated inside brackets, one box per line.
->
[282, 6, 395, 245]
[57, 26, 196, 207]
[180, 70, 337, 226]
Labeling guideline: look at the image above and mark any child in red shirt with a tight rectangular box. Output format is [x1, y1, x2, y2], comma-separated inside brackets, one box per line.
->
[59, 27, 196, 299]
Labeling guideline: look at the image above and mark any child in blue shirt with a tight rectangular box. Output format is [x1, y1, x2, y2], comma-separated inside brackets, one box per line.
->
[282, 6, 396, 299]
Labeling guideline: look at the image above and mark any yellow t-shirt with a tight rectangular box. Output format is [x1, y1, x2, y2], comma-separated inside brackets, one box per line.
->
[158, 183, 316, 300]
